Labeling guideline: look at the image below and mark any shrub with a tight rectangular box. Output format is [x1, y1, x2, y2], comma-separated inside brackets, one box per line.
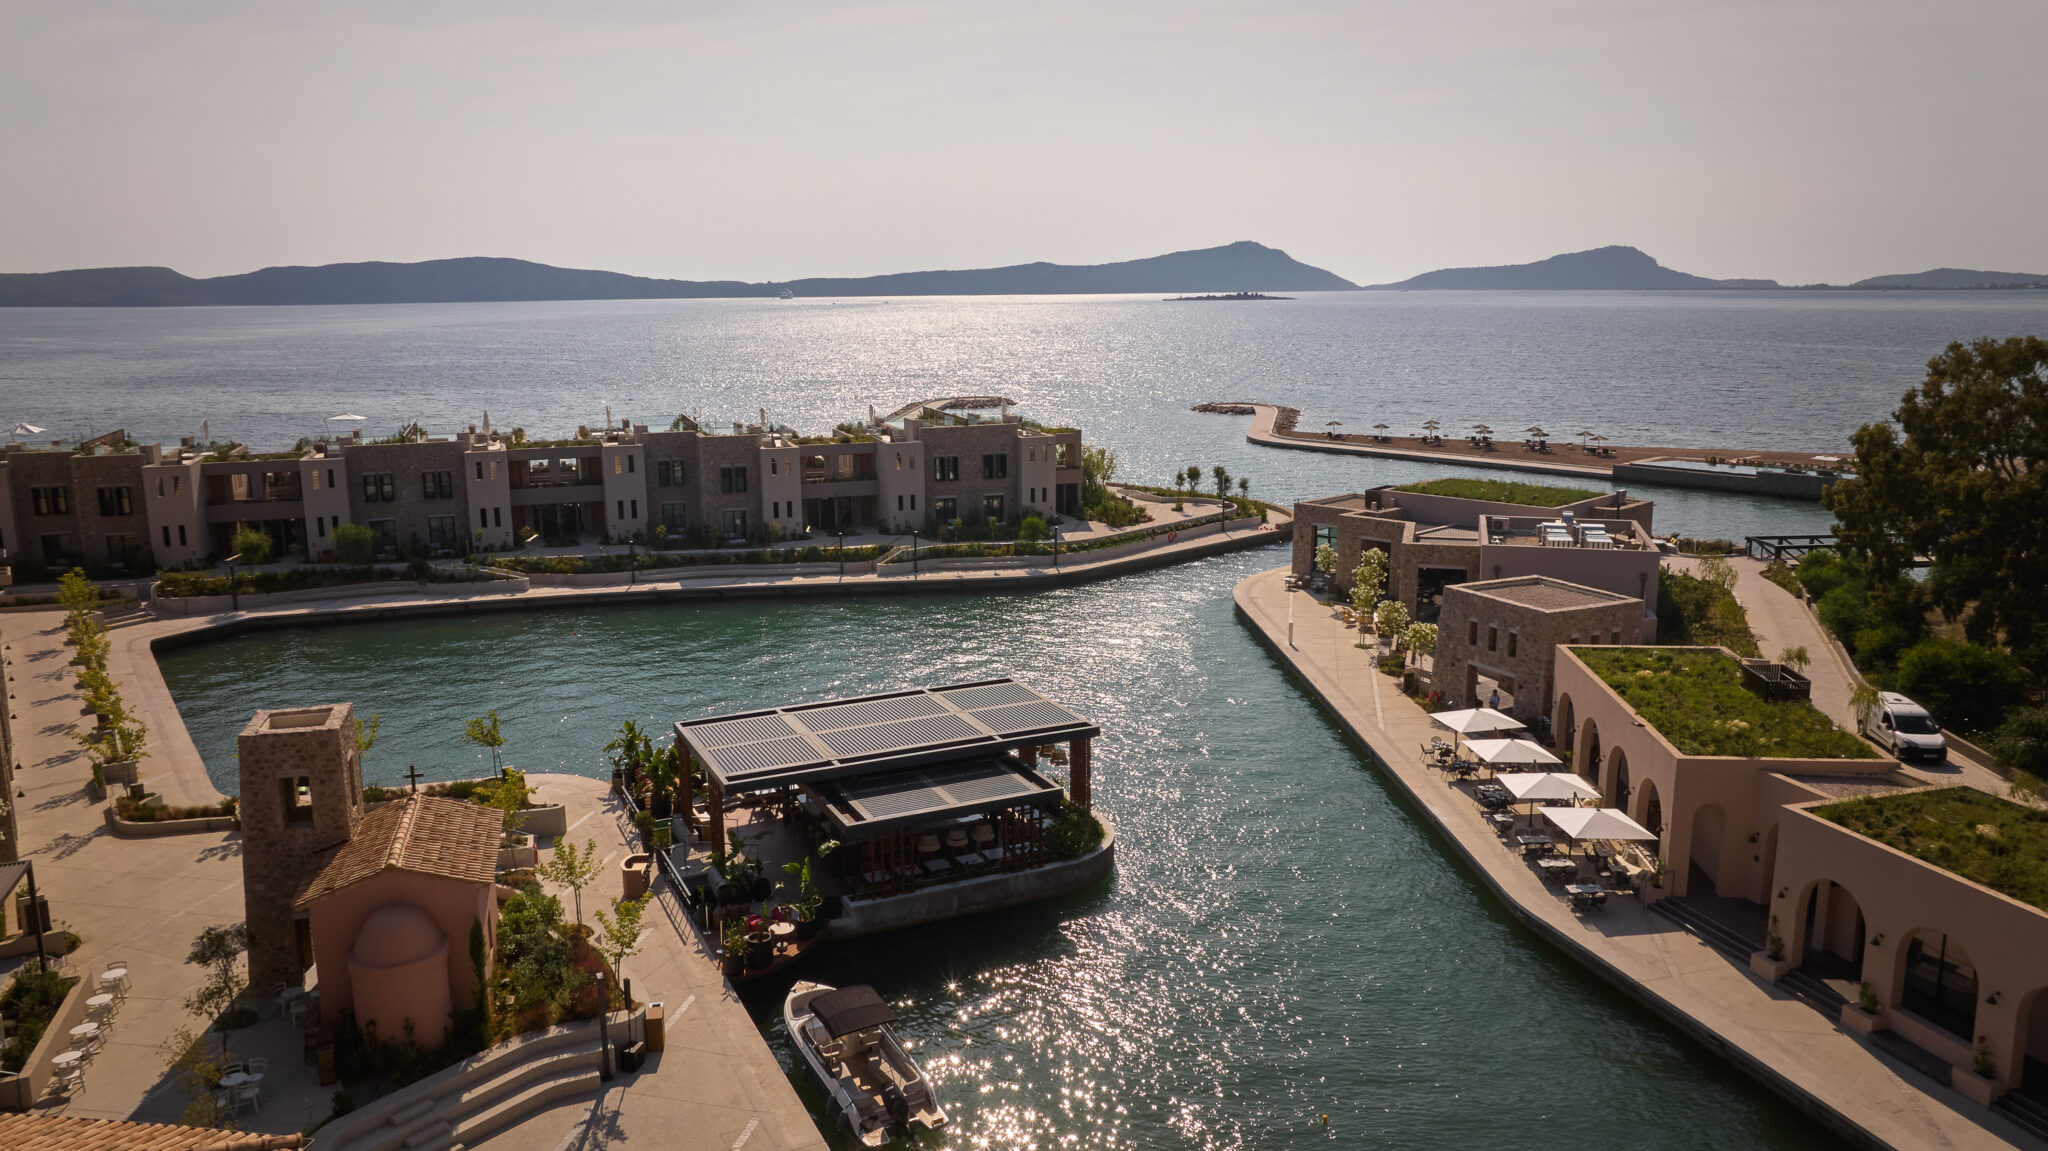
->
[1989, 707, 2048, 776]
[1045, 803, 1105, 861]
[229, 524, 274, 565]
[1017, 514, 1048, 541]
[1894, 640, 2029, 734]
[1392, 478, 1601, 506]
[0, 968, 78, 1073]
[1657, 571, 1760, 657]
[333, 522, 375, 565]
[1578, 647, 1876, 759]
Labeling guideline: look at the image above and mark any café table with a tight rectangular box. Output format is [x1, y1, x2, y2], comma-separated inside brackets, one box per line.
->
[51, 1049, 83, 1069]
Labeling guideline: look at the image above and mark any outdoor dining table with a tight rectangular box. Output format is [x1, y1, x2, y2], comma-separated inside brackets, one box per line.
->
[1536, 857, 1577, 880]
[51, 1049, 83, 1068]
[86, 993, 115, 1010]
[1515, 833, 1555, 856]
[220, 1071, 262, 1089]
[69, 1022, 100, 1041]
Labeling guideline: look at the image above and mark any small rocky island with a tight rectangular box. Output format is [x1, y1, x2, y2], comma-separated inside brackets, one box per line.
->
[1166, 291, 1292, 301]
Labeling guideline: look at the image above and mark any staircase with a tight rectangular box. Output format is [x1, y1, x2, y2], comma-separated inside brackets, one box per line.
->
[1995, 1091, 2048, 1145]
[311, 1019, 607, 1151]
[1649, 898, 1849, 1019]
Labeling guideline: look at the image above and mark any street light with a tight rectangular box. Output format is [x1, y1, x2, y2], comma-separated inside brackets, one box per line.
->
[911, 527, 919, 579]
[1051, 521, 1060, 571]
[838, 524, 846, 579]
[222, 553, 243, 611]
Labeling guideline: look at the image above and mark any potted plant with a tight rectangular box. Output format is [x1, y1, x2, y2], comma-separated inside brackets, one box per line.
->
[720, 921, 749, 979]
[742, 913, 774, 970]
[781, 840, 840, 942]
[1857, 981, 1880, 1014]
[1973, 1037, 1997, 1080]
[632, 809, 656, 851]
[648, 746, 678, 821]
[1645, 857, 1668, 889]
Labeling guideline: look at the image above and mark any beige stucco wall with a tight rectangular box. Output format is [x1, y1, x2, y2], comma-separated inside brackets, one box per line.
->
[759, 445, 803, 536]
[300, 452, 354, 560]
[307, 869, 495, 1047]
[1773, 803, 2048, 1099]
[875, 438, 925, 534]
[600, 441, 648, 540]
[461, 442, 513, 551]
[141, 456, 208, 567]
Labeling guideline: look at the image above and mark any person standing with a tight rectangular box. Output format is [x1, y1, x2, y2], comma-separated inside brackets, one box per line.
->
[1488, 687, 1501, 711]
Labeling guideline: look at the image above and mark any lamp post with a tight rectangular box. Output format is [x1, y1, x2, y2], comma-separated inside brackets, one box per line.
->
[595, 971, 614, 1080]
[838, 525, 846, 579]
[911, 527, 919, 579]
[223, 552, 243, 612]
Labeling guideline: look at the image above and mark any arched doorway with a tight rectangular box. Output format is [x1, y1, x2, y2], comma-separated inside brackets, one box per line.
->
[1635, 777, 1663, 837]
[1556, 694, 1576, 762]
[1902, 929, 1978, 1042]
[1798, 880, 1865, 996]
[2017, 988, 2048, 1104]
[1688, 804, 1726, 898]
[1607, 748, 1631, 811]
[1578, 719, 1601, 785]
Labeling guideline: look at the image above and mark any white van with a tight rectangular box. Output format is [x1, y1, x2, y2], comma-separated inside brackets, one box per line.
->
[1863, 692, 1947, 764]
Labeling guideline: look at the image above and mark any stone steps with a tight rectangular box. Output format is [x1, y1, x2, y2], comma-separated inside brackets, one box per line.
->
[315, 1020, 605, 1151]
[1992, 1091, 2048, 1146]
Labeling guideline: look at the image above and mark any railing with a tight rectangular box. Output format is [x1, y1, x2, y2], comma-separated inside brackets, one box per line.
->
[1745, 534, 1837, 562]
[615, 785, 719, 963]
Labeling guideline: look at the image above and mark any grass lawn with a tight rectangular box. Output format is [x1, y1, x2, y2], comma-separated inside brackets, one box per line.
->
[1393, 477, 1602, 506]
[1577, 647, 1876, 759]
[1657, 570, 1763, 658]
[1817, 787, 2048, 911]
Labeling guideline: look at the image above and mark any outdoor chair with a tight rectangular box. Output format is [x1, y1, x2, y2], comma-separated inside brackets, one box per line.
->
[51, 1065, 84, 1099]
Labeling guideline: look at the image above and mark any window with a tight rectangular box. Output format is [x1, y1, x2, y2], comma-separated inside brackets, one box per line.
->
[97, 486, 133, 516]
[162, 525, 172, 546]
[427, 515, 457, 551]
[895, 452, 903, 471]
[627, 454, 634, 473]
[1468, 621, 1479, 645]
[719, 465, 747, 493]
[369, 518, 399, 554]
[1314, 524, 1337, 551]
[279, 775, 313, 824]
[158, 477, 166, 497]
[934, 456, 960, 482]
[934, 496, 957, 521]
[984, 494, 1005, 520]
[614, 456, 623, 475]
[327, 468, 336, 488]
[661, 502, 687, 530]
[1903, 931, 1978, 1039]
[477, 461, 485, 480]
[489, 461, 497, 481]
[1507, 633, 1518, 658]
[910, 495, 916, 510]
[178, 524, 187, 546]
[316, 517, 327, 537]
[363, 473, 396, 502]
[1055, 443, 1074, 468]
[422, 470, 453, 499]
[721, 508, 748, 539]
[481, 509, 490, 528]
[30, 485, 69, 516]
[768, 458, 778, 476]
[617, 500, 626, 520]
[106, 533, 140, 567]
[897, 495, 904, 511]
[657, 460, 686, 487]
[982, 453, 1008, 479]
[629, 499, 637, 519]
[1487, 627, 1498, 652]
[1610, 629, 1622, 644]
[493, 507, 502, 528]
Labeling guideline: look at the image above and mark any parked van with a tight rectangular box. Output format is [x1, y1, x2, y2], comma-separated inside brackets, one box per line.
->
[1863, 692, 1947, 763]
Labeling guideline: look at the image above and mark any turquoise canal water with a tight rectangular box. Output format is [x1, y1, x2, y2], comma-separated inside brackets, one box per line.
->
[161, 548, 1841, 1150]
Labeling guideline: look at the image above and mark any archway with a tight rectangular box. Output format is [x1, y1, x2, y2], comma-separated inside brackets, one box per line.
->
[1797, 880, 1865, 995]
[2017, 988, 2048, 1103]
[1555, 693, 1576, 762]
[1578, 719, 1601, 785]
[1607, 748, 1631, 811]
[1634, 777, 1663, 838]
[1901, 928, 1979, 1041]
[1688, 804, 1727, 898]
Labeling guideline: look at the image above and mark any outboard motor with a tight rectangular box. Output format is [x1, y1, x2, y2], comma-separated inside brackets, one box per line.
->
[882, 1082, 912, 1142]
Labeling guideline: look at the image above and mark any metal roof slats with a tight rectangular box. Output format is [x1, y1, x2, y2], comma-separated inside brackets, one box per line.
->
[818, 712, 982, 758]
[691, 713, 801, 749]
[798, 694, 947, 731]
[720, 735, 824, 778]
[966, 699, 1078, 736]
[938, 681, 1041, 710]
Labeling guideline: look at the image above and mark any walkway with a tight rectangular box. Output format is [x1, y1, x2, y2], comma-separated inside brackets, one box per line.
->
[1234, 567, 2035, 1151]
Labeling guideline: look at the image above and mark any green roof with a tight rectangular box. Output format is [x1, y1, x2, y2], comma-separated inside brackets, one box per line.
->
[1393, 478, 1601, 507]
[1816, 787, 2048, 911]
[1577, 647, 1876, 759]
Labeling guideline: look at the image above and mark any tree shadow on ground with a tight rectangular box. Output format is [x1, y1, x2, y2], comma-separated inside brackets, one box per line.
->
[196, 839, 243, 864]
[34, 786, 92, 812]
[31, 827, 107, 861]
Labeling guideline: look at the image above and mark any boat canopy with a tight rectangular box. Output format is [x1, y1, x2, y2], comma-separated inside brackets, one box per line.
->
[674, 679, 1098, 795]
[811, 985, 897, 1037]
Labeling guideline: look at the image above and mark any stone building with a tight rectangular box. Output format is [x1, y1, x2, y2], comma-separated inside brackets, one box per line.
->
[1429, 575, 1646, 717]
[1292, 483, 1660, 631]
[238, 704, 364, 994]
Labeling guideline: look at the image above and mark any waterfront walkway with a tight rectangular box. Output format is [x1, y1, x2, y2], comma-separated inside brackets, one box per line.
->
[1234, 567, 2033, 1151]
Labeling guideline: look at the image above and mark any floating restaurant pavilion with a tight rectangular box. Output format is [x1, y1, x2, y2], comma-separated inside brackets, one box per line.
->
[674, 679, 1103, 901]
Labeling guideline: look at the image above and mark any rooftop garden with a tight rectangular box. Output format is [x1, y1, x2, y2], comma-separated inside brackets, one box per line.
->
[1394, 477, 1601, 506]
[1816, 787, 2048, 912]
[1577, 647, 1876, 759]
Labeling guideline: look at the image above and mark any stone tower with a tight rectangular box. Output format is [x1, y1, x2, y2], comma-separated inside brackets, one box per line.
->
[239, 704, 364, 993]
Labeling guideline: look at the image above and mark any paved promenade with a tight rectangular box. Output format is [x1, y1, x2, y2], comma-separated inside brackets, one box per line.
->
[1234, 566, 2034, 1151]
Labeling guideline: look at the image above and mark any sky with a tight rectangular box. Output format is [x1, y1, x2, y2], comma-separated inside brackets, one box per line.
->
[6, 0, 2046, 286]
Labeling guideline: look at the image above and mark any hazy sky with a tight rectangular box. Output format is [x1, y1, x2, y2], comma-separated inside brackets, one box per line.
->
[7, 1, 2045, 286]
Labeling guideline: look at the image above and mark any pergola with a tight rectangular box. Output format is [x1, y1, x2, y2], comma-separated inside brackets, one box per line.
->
[673, 679, 1101, 869]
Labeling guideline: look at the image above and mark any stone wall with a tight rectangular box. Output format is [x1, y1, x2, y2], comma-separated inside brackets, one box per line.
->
[239, 703, 363, 992]
[1431, 581, 1643, 717]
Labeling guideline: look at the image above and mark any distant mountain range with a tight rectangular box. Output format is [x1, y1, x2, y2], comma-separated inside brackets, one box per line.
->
[3, 242, 2040, 305]
[1365, 245, 1780, 290]
[0, 242, 1357, 307]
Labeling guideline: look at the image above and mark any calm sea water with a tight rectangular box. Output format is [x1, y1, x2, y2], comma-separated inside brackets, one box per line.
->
[84, 292, 2048, 1149]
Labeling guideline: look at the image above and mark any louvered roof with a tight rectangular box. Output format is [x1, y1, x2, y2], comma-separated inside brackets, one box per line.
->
[675, 678, 1097, 792]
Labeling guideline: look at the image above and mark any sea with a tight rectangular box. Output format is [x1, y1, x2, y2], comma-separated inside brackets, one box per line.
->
[20, 290, 2046, 1150]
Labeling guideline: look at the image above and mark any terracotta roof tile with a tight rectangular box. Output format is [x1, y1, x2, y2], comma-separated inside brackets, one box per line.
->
[0, 1113, 305, 1150]
[295, 794, 500, 907]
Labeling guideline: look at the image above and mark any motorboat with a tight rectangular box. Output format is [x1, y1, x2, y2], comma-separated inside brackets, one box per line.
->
[779, 288, 795, 300]
[784, 981, 946, 1145]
